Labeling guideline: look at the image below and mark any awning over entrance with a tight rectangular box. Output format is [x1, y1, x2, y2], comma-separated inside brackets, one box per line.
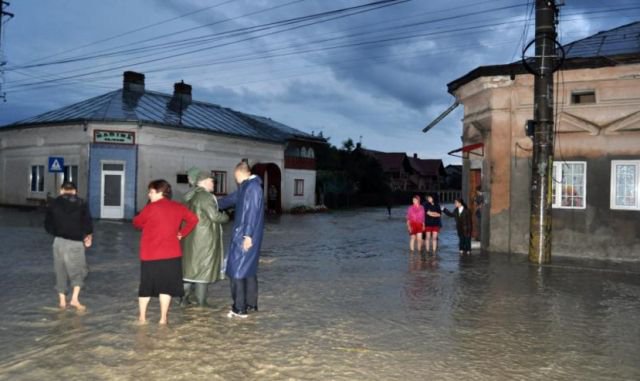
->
[448, 142, 484, 158]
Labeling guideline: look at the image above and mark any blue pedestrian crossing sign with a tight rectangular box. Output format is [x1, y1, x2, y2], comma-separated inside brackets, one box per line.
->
[48, 157, 64, 173]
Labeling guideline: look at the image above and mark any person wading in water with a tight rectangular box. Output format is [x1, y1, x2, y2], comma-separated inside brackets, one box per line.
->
[443, 198, 473, 256]
[218, 161, 265, 319]
[44, 181, 93, 311]
[133, 180, 198, 325]
[406, 195, 425, 252]
[181, 168, 229, 307]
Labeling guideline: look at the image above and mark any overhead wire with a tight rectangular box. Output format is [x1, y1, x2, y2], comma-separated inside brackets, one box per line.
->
[6, 0, 521, 83]
[4, 0, 412, 90]
[23, 0, 238, 65]
[6, 12, 640, 94]
[6, 0, 402, 72]
[4, 1, 640, 94]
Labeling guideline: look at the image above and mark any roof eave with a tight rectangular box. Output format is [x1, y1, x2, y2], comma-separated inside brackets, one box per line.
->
[447, 52, 640, 94]
[1, 118, 286, 144]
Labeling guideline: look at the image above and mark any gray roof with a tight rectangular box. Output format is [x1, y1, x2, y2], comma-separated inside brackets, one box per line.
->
[449, 21, 640, 93]
[2, 89, 323, 144]
[563, 21, 640, 59]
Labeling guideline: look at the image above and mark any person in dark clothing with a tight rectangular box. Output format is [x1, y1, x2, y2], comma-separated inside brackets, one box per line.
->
[218, 161, 265, 319]
[44, 181, 93, 311]
[443, 198, 473, 256]
[422, 194, 442, 254]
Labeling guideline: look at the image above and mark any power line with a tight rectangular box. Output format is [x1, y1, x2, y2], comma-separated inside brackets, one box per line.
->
[4, 1, 639, 93]
[23, 0, 238, 65]
[6, 0, 399, 72]
[6, 0, 517, 83]
[4, 0, 409, 89]
[6, 11, 628, 94]
[11, 0, 308, 70]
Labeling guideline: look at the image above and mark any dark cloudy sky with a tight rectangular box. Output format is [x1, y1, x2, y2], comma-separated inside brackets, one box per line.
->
[1, 0, 638, 164]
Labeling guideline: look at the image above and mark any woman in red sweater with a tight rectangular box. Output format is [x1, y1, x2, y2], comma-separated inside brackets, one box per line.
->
[133, 180, 198, 325]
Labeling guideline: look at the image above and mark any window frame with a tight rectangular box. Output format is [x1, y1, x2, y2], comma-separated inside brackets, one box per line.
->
[29, 165, 45, 193]
[552, 161, 587, 210]
[294, 179, 305, 196]
[610, 160, 640, 211]
[61, 164, 79, 184]
[212, 171, 227, 196]
[571, 90, 596, 105]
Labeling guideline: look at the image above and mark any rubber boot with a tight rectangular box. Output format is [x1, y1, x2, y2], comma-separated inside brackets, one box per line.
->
[180, 283, 192, 307]
[194, 283, 209, 307]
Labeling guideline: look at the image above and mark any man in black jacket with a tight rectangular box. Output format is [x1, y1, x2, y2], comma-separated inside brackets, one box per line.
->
[44, 181, 93, 310]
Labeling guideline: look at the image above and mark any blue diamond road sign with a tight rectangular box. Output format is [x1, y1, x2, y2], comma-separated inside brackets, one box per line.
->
[48, 157, 64, 173]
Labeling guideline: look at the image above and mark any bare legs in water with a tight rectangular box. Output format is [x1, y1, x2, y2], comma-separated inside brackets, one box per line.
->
[58, 286, 86, 311]
[138, 294, 172, 325]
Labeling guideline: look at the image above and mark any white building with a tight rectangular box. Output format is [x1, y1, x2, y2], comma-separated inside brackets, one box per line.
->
[0, 71, 324, 219]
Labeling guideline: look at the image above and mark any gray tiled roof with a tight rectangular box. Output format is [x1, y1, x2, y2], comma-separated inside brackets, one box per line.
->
[449, 21, 640, 93]
[3, 89, 322, 144]
[563, 21, 640, 59]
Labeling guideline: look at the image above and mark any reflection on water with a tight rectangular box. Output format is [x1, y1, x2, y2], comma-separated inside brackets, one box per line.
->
[0, 207, 639, 380]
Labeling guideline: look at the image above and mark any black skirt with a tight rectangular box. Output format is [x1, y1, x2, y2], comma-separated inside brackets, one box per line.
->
[139, 257, 185, 298]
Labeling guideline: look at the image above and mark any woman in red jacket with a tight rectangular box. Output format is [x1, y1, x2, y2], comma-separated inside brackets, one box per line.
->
[133, 180, 198, 325]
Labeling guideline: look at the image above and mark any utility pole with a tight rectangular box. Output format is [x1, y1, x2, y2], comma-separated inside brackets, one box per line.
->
[1, 1, 15, 101]
[527, 0, 560, 264]
[0, 1, 15, 59]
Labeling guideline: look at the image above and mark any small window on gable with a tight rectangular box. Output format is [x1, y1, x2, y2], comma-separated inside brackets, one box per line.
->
[571, 91, 596, 105]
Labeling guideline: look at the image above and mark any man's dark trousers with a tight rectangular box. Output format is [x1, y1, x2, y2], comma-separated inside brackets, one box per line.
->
[230, 276, 258, 313]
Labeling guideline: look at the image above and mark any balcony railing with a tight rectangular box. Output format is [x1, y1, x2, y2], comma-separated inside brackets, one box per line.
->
[285, 156, 316, 170]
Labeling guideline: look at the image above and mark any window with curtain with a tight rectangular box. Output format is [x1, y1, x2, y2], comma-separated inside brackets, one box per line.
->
[552, 161, 586, 209]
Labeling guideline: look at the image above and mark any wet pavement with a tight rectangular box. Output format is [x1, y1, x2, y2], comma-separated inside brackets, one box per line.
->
[0, 206, 639, 381]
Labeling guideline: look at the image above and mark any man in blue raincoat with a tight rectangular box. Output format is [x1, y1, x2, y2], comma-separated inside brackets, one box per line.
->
[218, 161, 265, 318]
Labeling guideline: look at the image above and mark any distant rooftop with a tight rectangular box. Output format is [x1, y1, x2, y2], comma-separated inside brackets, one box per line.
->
[407, 157, 445, 177]
[449, 21, 640, 93]
[360, 149, 408, 173]
[2, 72, 324, 145]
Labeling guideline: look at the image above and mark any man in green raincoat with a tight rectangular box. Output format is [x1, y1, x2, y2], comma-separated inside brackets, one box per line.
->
[181, 168, 229, 306]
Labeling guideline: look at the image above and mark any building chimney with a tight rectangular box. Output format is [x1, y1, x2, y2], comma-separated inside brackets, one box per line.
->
[413, 153, 418, 159]
[123, 71, 145, 93]
[168, 80, 192, 120]
[173, 80, 192, 105]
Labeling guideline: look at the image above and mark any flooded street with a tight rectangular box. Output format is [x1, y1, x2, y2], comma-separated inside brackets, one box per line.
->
[0, 207, 639, 381]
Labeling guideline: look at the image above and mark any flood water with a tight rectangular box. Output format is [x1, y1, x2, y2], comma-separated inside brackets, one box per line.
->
[0, 206, 639, 381]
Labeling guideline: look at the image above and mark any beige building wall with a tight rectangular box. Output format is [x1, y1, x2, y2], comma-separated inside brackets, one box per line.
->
[453, 63, 640, 259]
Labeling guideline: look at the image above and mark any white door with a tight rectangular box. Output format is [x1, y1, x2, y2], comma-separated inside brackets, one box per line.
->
[101, 162, 125, 219]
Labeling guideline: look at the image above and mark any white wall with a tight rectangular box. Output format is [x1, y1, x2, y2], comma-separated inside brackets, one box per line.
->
[0, 124, 89, 205]
[283, 168, 316, 210]
[0, 122, 319, 212]
[134, 125, 285, 209]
